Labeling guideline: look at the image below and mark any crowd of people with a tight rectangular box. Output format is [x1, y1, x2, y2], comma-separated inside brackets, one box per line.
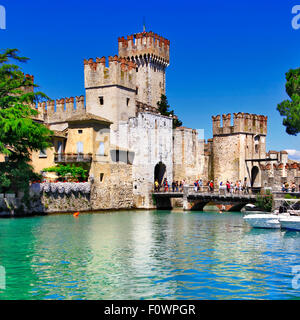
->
[154, 178, 300, 194]
[218, 180, 250, 194]
[281, 181, 299, 193]
[154, 178, 252, 194]
[154, 178, 185, 192]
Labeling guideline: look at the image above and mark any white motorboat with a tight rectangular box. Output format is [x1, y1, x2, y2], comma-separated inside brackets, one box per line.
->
[279, 216, 300, 231]
[243, 214, 283, 229]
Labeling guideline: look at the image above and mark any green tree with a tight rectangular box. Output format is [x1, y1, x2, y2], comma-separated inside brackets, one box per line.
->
[255, 191, 273, 212]
[43, 164, 88, 180]
[157, 94, 182, 128]
[277, 67, 300, 135]
[0, 49, 52, 202]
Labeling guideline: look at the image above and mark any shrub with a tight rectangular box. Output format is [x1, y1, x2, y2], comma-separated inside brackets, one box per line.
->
[43, 164, 88, 180]
[255, 193, 273, 212]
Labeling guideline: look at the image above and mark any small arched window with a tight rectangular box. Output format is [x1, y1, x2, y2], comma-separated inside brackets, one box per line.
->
[98, 142, 105, 156]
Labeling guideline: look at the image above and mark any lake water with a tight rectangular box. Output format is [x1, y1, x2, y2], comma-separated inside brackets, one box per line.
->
[0, 210, 300, 300]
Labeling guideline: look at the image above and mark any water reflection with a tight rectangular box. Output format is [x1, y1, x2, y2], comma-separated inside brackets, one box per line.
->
[0, 211, 300, 300]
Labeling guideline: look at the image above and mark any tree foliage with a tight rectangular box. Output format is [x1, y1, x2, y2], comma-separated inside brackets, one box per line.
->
[277, 67, 300, 135]
[0, 49, 52, 197]
[43, 164, 88, 180]
[157, 94, 182, 128]
[255, 192, 273, 212]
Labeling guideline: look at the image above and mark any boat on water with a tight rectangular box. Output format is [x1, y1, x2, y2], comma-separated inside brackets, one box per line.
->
[242, 203, 266, 214]
[244, 199, 300, 230]
[279, 216, 300, 231]
[243, 214, 283, 229]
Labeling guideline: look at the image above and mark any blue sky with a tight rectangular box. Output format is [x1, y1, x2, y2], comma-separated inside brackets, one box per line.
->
[1, 0, 300, 158]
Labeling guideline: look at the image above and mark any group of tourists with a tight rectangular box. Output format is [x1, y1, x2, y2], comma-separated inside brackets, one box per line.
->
[281, 181, 299, 193]
[192, 179, 214, 192]
[154, 177, 251, 194]
[219, 180, 250, 194]
[154, 177, 300, 194]
[154, 179, 185, 192]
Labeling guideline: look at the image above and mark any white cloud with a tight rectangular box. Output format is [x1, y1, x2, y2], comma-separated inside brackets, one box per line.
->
[285, 149, 300, 161]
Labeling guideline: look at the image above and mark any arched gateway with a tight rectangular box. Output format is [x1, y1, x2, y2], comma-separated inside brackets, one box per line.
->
[251, 166, 260, 187]
[154, 162, 166, 185]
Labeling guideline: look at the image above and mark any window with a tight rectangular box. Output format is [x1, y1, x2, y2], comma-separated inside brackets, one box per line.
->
[78, 130, 83, 134]
[100, 173, 104, 182]
[98, 142, 105, 156]
[255, 144, 259, 153]
[136, 87, 138, 95]
[126, 98, 130, 106]
[136, 67, 138, 72]
[39, 149, 47, 158]
[99, 96, 104, 105]
[77, 142, 84, 153]
[57, 141, 63, 154]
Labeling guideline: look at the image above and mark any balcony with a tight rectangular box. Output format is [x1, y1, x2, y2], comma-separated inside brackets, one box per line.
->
[54, 153, 93, 163]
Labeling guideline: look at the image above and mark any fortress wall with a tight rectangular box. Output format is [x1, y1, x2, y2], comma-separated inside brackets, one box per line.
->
[173, 127, 207, 183]
[84, 56, 137, 90]
[127, 112, 173, 208]
[33, 96, 86, 125]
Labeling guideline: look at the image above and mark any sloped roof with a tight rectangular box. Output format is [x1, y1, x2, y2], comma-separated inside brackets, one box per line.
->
[52, 130, 67, 138]
[67, 113, 112, 124]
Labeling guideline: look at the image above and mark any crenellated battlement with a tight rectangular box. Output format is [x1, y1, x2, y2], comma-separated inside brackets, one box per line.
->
[260, 162, 300, 171]
[32, 96, 86, 124]
[84, 55, 137, 90]
[212, 112, 267, 136]
[118, 31, 170, 65]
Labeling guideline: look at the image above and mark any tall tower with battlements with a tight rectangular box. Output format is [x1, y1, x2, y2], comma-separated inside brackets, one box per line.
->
[118, 31, 170, 108]
[212, 113, 267, 188]
[84, 31, 170, 129]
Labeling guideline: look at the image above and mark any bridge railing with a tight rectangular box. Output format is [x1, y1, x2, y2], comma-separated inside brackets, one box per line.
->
[153, 184, 259, 195]
[153, 184, 210, 193]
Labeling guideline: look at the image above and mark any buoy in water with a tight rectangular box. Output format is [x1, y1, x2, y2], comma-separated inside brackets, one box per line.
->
[73, 212, 80, 217]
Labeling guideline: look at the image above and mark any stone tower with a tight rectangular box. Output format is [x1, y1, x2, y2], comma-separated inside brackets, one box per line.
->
[118, 31, 170, 108]
[84, 31, 170, 129]
[212, 113, 267, 187]
[84, 56, 138, 130]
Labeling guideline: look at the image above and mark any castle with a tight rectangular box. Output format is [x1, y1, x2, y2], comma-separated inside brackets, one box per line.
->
[5, 30, 299, 211]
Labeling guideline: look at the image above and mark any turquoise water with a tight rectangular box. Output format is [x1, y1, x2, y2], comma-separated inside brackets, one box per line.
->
[0, 210, 300, 300]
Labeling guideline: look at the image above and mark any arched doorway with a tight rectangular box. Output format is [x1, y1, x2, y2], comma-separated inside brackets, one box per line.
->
[251, 166, 259, 187]
[154, 162, 166, 185]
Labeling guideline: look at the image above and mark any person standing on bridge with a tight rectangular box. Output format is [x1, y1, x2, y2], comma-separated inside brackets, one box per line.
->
[179, 181, 183, 192]
[154, 180, 159, 192]
[243, 178, 249, 194]
[194, 181, 198, 192]
[172, 181, 176, 192]
[209, 180, 214, 192]
[198, 179, 203, 192]
[226, 181, 230, 193]
[163, 178, 168, 192]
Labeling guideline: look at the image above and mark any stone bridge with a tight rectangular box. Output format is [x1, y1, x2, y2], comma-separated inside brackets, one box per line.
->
[152, 186, 256, 211]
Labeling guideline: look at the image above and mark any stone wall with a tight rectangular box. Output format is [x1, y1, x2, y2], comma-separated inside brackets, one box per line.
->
[173, 127, 207, 183]
[212, 113, 267, 187]
[260, 162, 300, 191]
[90, 163, 134, 210]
